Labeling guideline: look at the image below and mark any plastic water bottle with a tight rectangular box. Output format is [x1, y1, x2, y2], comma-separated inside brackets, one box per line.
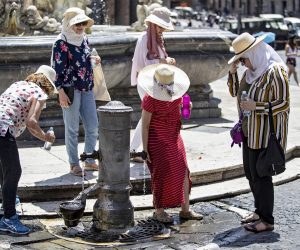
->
[91, 48, 98, 68]
[241, 91, 251, 117]
[181, 94, 191, 119]
[44, 127, 54, 151]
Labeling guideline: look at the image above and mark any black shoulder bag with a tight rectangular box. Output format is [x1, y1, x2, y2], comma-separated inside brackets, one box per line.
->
[256, 102, 286, 177]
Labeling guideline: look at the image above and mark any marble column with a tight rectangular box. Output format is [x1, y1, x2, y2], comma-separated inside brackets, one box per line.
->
[115, 0, 130, 25]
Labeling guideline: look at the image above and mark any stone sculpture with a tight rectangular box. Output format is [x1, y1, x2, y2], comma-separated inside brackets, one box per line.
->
[1, 0, 25, 35]
[131, 0, 148, 32]
[131, 0, 163, 32]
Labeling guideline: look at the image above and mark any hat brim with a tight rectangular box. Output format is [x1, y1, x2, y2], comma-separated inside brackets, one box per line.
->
[228, 34, 267, 64]
[145, 14, 174, 31]
[34, 70, 58, 94]
[137, 64, 190, 101]
[69, 15, 94, 28]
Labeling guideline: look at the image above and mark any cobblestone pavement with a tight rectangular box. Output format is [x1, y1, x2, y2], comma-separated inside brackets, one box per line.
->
[0, 179, 299, 249]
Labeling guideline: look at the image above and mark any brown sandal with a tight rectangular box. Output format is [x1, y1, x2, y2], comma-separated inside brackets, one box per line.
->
[179, 210, 203, 220]
[241, 212, 260, 224]
[244, 219, 274, 233]
[70, 165, 85, 176]
[152, 212, 173, 224]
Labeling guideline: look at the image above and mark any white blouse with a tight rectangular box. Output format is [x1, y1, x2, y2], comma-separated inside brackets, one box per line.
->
[131, 32, 166, 87]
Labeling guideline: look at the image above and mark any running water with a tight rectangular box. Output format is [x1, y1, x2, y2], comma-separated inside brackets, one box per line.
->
[143, 162, 147, 195]
[81, 163, 85, 192]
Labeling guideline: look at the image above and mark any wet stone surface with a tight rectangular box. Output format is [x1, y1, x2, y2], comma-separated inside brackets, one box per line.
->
[1, 180, 300, 249]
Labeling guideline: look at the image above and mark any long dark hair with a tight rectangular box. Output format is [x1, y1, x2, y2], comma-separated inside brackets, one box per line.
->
[288, 36, 297, 50]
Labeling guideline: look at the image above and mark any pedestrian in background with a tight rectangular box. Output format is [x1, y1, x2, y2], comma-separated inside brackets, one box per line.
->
[138, 64, 203, 223]
[285, 34, 299, 86]
[130, 7, 176, 162]
[51, 7, 100, 176]
[228, 32, 289, 232]
[0, 65, 56, 235]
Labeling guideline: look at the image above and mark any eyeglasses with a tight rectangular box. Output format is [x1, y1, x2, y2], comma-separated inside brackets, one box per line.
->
[75, 21, 88, 27]
[239, 57, 247, 64]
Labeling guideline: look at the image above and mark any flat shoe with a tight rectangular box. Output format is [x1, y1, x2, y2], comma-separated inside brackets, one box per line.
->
[70, 165, 85, 176]
[131, 156, 144, 163]
[84, 162, 99, 171]
[152, 212, 173, 224]
[241, 212, 260, 224]
[244, 220, 274, 233]
[179, 210, 203, 220]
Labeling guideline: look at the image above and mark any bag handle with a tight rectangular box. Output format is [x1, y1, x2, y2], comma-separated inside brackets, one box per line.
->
[268, 102, 275, 135]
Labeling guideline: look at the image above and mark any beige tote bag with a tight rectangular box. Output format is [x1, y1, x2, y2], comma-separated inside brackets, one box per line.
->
[93, 64, 111, 101]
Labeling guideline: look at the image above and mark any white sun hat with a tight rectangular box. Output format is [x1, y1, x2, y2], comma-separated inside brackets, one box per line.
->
[145, 7, 174, 31]
[34, 65, 57, 93]
[137, 64, 190, 101]
[228, 32, 267, 64]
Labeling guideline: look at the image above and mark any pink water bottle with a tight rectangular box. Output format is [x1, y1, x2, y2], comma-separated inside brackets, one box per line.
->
[181, 94, 191, 120]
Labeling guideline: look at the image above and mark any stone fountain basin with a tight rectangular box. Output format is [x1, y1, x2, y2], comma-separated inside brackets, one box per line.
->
[0, 27, 236, 139]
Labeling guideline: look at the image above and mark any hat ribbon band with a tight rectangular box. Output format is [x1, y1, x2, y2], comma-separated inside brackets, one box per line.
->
[154, 77, 174, 96]
[235, 38, 256, 55]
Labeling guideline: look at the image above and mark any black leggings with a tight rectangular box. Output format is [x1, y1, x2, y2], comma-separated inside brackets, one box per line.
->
[0, 131, 21, 218]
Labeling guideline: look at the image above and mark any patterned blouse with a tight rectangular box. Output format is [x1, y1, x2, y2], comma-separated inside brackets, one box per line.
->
[227, 64, 290, 150]
[52, 37, 93, 91]
[0, 81, 48, 138]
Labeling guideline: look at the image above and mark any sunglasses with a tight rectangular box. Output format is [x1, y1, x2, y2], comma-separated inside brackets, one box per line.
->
[239, 57, 247, 64]
[75, 21, 88, 27]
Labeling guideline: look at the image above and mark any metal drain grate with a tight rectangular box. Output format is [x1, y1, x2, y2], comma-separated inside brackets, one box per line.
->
[75, 230, 120, 243]
[50, 219, 167, 244]
[119, 219, 166, 242]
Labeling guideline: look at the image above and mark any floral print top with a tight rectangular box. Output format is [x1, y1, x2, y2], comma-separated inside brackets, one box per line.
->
[0, 81, 48, 138]
[52, 37, 94, 91]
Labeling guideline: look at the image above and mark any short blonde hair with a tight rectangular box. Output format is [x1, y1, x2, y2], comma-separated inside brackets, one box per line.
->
[25, 73, 55, 96]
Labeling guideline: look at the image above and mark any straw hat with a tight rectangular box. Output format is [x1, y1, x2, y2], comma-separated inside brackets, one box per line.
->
[69, 13, 94, 28]
[145, 7, 174, 31]
[34, 65, 57, 93]
[137, 64, 190, 101]
[228, 32, 267, 64]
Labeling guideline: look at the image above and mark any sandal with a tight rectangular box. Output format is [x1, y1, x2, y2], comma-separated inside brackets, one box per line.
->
[131, 156, 144, 163]
[70, 165, 86, 176]
[241, 212, 260, 224]
[152, 211, 173, 224]
[84, 162, 99, 171]
[244, 219, 274, 233]
[179, 210, 203, 220]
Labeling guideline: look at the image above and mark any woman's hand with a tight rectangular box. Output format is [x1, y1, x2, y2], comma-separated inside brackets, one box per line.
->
[161, 57, 176, 65]
[240, 100, 256, 111]
[144, 150, 151, 163]
[91, 55, 101, 65]
[45, 130, 55, 143]
[229, 61, 239, 74]
[58, 88, 71, 108]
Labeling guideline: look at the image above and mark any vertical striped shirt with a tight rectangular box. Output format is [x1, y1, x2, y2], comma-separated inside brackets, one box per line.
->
[227, 63, 290, 150]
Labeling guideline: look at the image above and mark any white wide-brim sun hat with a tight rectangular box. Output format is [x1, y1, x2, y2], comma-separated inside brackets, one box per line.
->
[145, 7, 174, 31]
[228, 32, 267, 64]
[137, 64, 190, 102]
[69, 13, 94, 28]
[34, 65, 58, 93]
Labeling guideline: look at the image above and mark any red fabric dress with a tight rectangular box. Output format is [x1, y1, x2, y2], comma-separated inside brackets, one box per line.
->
[142, 95, 191, 209]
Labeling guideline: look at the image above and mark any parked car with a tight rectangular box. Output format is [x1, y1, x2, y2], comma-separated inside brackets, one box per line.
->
[219, 17, 289, 49]
[284, 17, 300, 37]
[173, 6, 199, 20]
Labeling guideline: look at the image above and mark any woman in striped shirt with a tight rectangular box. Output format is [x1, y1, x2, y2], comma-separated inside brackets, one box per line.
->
[227, 33, 290, 233]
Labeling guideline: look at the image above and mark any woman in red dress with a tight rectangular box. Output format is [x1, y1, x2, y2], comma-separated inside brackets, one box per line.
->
[138, 64, 203, 223]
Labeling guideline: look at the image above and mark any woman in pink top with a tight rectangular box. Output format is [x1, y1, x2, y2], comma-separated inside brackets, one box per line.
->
[130, 7, 176, 161]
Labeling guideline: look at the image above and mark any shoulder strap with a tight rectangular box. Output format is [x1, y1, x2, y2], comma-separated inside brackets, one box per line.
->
[268, 102, 275, 134]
